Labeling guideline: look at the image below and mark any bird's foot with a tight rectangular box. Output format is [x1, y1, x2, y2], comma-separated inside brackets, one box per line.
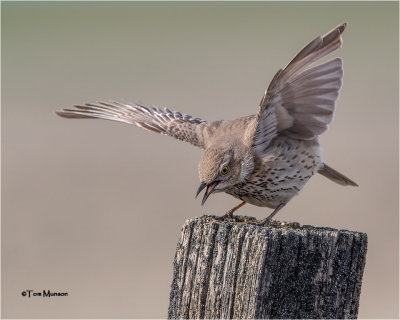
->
[256, 217, 272, 226]
[256, 203, 286, 226]
[214, 201, 246, 222]
[214, 210, 240, 222]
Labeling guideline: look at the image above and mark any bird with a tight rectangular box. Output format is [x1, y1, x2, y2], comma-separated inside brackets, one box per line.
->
[57, 23, 357, 225]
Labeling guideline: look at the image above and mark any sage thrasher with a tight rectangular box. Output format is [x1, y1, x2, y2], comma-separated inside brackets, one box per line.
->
[57, 23, 357, 224]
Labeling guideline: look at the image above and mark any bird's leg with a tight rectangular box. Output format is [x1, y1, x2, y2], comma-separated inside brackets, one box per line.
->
[214, 201, 246, 221]
[257, 203, 286, 226]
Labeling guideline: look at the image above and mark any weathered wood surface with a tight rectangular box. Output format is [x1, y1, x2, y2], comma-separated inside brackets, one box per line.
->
[168, 215, 367, 319]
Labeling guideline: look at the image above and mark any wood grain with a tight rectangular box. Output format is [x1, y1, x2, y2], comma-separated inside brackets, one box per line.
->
[168, 215, 367, 319]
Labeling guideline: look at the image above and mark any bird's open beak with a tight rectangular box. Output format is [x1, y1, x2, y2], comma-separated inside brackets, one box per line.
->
[195, 181, 219, 205]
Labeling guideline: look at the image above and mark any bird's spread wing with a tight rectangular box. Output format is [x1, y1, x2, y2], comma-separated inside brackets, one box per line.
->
[56, 101, 209, 148]
[253, 23, 346, 156]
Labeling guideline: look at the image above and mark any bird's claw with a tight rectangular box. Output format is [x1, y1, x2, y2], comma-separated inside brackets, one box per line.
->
[214, 210, 239, 221]
[256, 217, 272, 226]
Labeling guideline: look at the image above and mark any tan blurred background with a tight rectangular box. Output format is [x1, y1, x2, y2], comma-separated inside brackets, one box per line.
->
[2, 1, 398, 318]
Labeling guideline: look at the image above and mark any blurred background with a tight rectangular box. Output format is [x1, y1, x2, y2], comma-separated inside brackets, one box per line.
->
[2, 1, 398, 318]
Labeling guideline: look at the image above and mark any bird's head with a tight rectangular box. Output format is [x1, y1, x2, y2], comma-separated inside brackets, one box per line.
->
[196, 144, 253, 205]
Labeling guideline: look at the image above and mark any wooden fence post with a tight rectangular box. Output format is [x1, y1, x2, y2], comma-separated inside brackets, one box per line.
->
[168, 215, 367, 319]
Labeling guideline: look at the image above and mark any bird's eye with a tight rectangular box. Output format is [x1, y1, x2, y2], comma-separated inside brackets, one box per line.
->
[220, 166, 229, 175]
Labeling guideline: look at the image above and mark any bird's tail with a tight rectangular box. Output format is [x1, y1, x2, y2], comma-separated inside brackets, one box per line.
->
[318, 163, 358, 186]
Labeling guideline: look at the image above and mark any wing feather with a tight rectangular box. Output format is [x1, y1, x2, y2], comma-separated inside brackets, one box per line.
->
[254, 23, 346, 156]
[57, 101, 209, 148]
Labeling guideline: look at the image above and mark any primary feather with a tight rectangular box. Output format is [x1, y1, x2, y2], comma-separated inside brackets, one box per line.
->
[254, 23, 346, 157]
[57, 101, 208, 148]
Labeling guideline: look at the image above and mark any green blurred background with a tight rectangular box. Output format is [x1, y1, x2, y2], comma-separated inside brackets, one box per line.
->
[2, 1, 398, 318]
